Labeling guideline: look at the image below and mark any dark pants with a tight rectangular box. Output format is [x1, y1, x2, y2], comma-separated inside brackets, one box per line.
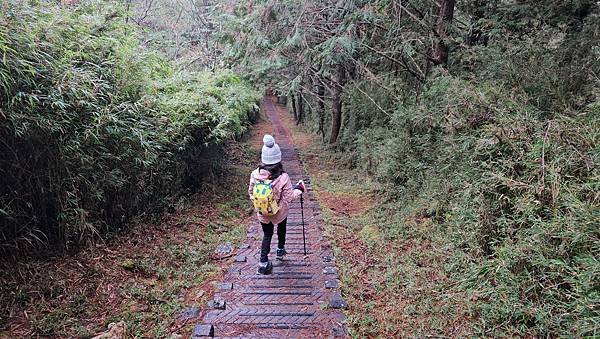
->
[260, 218, 287, 263]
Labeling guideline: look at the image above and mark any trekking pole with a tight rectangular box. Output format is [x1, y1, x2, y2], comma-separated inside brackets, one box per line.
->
[300, 194, 307, 255]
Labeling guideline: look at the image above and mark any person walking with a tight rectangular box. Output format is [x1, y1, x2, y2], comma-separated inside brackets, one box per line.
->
[248, 134, 305, 274]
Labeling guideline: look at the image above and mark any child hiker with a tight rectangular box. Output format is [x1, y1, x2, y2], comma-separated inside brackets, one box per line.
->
[248, 134, 305, 274]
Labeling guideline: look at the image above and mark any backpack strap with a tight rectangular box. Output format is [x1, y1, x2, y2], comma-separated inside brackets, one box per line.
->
[256, 168, 276, 186]
[254, 171, 272, 186]
[254, 168, 263, 184]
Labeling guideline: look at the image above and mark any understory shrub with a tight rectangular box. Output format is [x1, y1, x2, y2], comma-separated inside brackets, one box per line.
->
[0, 1, 260, 255]
[351, 76, 599, 336]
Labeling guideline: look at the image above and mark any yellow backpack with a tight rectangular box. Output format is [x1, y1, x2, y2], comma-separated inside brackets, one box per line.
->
[252, 177, 280, 216]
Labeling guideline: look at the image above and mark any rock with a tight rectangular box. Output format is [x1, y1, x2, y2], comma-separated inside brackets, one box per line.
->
[177, 307, 200, 320]
[323, 266, 337, 274]
[332, 325, 347, 337]
[92, 321, 126, 339]
[325, 280, 339, 289]
[214, 242, 233, 256]
[207, 298, 226, 310]
[192, 324, 214, 337]
[329, 292, 348, 309]
[168, 333, 182, 339]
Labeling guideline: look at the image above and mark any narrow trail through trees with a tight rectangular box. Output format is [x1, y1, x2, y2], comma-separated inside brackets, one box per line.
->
[193, 97, 347, 338]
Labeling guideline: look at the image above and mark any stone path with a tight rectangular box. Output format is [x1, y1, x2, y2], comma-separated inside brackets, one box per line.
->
[192, 97, 347, 338]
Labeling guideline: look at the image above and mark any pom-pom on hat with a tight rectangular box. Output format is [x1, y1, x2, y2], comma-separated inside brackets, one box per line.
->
[261, 134, 282, 165]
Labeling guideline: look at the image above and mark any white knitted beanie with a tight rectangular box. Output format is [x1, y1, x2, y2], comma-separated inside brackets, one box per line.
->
[261, 134, 282, 165]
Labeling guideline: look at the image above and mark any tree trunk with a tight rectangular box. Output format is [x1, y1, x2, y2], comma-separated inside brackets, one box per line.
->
[433, 0, 455, 66]
[317, 84, 325, 140]
[125, 0, 132, 23]
[296, 91, 304, 124]
[329, 65, 345, 144]
[466, 2, 488, 47]
[291, 95, 298, 121]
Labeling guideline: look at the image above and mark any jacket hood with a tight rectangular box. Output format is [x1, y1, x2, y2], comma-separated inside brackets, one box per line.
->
[254, 168, 283, 182]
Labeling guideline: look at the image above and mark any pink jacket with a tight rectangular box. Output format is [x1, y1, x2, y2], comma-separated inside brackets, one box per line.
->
[248, 168, 303, 225]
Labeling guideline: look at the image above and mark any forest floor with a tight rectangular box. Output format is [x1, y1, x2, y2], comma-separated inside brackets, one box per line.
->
[0, 115, 273, 338]
[275, 105, 474, 337]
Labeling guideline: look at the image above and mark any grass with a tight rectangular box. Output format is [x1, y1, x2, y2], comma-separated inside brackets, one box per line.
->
[0, 123, 265, 338]
[276, 104, 475, 338]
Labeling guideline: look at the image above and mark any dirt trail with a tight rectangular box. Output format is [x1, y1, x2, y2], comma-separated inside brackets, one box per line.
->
[193, 97, 347, 338]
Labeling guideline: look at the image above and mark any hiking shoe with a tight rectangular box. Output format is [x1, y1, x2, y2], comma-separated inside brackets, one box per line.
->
[276, 248, 287, 260]
[257, 261, 272, 275]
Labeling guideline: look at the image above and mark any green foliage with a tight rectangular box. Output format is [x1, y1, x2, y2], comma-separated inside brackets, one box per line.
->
[221, 0, 600, 335]
[150, 70, 259, 144]
[350, 76, 599, 336]
[222, 0, 599, 334]
[0, 0, 259, 255]
[124, 0, 222, 69]
[219, 0, 600, 336]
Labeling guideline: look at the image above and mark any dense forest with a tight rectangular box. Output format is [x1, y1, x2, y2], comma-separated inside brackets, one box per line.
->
[0, 0, 260, 254]
[222, 1, 599, 336]
[1, 0, 598, 337]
